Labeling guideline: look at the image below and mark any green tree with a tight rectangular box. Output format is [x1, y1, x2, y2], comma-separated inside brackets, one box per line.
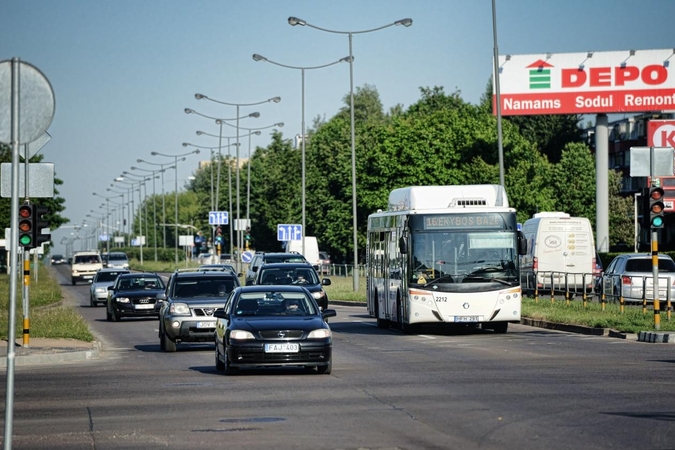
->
[608, 169, 634, 249]
[551, 142, 597, 220]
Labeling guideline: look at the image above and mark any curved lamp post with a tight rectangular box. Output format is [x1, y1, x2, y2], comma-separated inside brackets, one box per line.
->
[193, 94, 280, 266]
[288, 16, 412, 291]
[130, 165, 174, 261]
[253, 53, 349, 257]
[136, 157, 185, 249]
[149, 149, 200, 265]
[185, 108, 261, 262]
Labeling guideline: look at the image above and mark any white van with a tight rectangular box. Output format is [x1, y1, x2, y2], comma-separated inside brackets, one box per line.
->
[285, 236, 321, 270]
[520, 212, 597, 293]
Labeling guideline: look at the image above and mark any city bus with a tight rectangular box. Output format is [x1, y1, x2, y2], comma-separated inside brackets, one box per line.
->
[366, 185, 527, 333]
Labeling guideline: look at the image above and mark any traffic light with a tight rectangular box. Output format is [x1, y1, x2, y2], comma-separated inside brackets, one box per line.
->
[18, 204, 34, 249]
[648, 186, 666, 229]
[33, 205, 51, 248]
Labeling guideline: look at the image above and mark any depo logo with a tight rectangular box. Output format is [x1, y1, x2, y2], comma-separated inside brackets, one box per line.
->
[526, 60, 554, 90]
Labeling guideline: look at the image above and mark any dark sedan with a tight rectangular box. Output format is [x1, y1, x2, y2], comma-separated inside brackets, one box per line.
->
[214, 285, 337, 375]
[106, 273, 166, 321]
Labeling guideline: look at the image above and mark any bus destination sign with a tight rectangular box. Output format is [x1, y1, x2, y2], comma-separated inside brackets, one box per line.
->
[424, 213, 505, 230]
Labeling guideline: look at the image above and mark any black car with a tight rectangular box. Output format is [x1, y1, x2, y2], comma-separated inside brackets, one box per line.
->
[214, 285, 337, 375]
[106, 273, 166, 321]
[50, 254, 66, 265]
[253, 262, 331, 310]
[158, 268, 240, 352]
[244, 251, 308, 285]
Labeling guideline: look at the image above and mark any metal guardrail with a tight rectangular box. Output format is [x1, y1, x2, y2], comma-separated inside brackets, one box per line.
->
[521, 270, 673, 317]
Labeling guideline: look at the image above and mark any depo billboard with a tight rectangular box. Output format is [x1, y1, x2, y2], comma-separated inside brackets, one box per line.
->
[494, 49, 675, 116]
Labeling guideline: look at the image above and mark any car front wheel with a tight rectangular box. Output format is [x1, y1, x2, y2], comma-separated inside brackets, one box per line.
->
[317, 359, 332, 375]
[162, 331, 177, 352]
[215, 346, 225, 371]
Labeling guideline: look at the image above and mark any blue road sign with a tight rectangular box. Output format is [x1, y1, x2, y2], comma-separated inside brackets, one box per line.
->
[241, 250, 254, 263]
[209, 211, 228, 225]
[277, 224, 302, 241]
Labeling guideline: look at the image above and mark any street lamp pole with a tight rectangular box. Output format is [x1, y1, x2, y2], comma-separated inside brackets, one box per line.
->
[186, 107, 264, 264]
[253, 54, 349, 258]
[193, 94, 280, 267]
[131, 165, 173, 262]
[137, 158, 185, 250]
[288, 16, 412, 291]
[149, 149, 200, 265]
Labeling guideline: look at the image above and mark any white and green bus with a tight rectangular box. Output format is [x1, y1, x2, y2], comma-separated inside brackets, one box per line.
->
[366, 185, 527, 333]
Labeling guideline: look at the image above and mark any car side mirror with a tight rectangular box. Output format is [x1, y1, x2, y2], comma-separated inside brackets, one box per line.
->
[322, 309, 337, 320]
[214, 310, 228, 319]
[322, 278, 331, 286]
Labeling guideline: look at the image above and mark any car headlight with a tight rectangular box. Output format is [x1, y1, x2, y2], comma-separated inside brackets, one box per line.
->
[312, 291, 325, 299]
[95, 287, 107, 294]
[169, 302, 191, 315]
[308, 329, 331, 339]
[230, 330, 255, 340]
[116, 297, 130, 303]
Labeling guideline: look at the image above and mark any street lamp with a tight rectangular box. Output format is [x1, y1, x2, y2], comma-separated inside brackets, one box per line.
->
[183, 140, 241, 260]
[92, 192, 122, 253]
[253, 53, 349, 257]
[150, 149, 200, 265]
[137, 157, 185, 249]
[120, 172, 158, 265]
[185, 107, 262, 263]
[215, 121, 285, 224]
[193, 94, 280, 267]
[288, 16, 412, 291]
[131, 165, 174, 261]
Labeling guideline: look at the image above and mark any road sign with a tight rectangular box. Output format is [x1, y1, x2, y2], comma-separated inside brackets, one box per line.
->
[241, 251, 254, 263]
[209, 211, 228, 225]
[277, 224, 302, 241]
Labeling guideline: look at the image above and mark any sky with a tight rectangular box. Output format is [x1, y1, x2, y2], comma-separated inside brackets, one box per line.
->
[2, 0, 674, 255]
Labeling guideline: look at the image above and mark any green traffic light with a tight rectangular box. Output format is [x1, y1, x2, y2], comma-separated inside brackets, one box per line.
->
[19, 235, 32, 246]
[652, 217, 664, 228]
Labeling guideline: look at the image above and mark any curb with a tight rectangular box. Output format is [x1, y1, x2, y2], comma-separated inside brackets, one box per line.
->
[0, 342, 101, 368]
[637, 331, 675, 343]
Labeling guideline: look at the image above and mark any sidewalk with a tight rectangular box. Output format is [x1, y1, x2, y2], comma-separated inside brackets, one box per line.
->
[0, 338, 100, 368]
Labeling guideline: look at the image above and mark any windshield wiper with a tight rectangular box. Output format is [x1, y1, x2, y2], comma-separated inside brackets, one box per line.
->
[424, 275, 455, 286]
[462, 275, 512, 286]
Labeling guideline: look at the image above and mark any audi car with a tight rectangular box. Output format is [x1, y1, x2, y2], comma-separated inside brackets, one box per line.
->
[106, 272, 166, 321]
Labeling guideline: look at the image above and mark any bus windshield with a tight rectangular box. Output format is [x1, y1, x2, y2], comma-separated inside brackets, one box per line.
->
[410, 231, 519, 286]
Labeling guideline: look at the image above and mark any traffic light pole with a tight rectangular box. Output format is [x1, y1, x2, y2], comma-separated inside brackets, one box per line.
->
[22, 252, 30, 347]
[652, 230, 661, 330]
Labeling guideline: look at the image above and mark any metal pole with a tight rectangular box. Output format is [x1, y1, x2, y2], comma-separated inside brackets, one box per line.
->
[491, 0, 505, 187]
[301, 68, 306, 258]
[161, 164, 166, 249]
[236, 105, 241, 274]
[5, 57, 20, 449]
[228, 137, 234, 261]
[152, 173, 157, 261]
[174, 158, 178, 265]
[348, 32, 359, 292]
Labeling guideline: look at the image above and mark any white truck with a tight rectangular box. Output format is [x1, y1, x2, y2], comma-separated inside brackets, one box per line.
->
[285, 236, 321, 270]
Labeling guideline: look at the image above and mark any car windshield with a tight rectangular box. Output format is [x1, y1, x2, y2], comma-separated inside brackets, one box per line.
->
[96, 271, 128, 282]
[233, 292, 317, 316]
[258, 268, 319, 285]
[118, 276, 165, 290]
[174, 279, 235, 298]
[108, 253, 128, 261]
[625, 258, 675, 272]
[75, 255, 101, 264]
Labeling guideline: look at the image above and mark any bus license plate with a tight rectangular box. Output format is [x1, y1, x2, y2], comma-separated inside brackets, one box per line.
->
[196, 321, 215, 329]
[454, 316, 479, 323]
[265, 343, 299, 353]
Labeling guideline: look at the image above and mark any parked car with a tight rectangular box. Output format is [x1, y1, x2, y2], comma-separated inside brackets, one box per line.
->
[600, 253, 675, 303]
[71, 251, 103, 285]
[50, 254, 66, 265]
[158, 268, 240, 352]
[106, 272, 166, 321]
[253, 262, 331, 310]
[214, 285, 337, 375]
[106, 252, 130, 269]
[90, 268, 130, 307]
[244, 252, 308, 286]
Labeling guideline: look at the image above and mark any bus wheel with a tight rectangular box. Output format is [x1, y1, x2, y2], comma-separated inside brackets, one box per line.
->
[375, 292, 389, 329]
[397, 296, 415, 334]
[487, 322, 508, 333]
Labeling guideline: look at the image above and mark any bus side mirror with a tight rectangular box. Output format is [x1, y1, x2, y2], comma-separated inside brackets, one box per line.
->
[399, 236, 408, 254]
[517, 231, 527, 255]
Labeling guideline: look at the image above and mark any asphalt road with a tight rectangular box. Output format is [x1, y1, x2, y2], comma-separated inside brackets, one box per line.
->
[2, 267, 675, 449]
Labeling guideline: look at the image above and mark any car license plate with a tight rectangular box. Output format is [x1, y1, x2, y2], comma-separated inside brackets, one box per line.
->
[135, 304, 154, 309]
[265, 343, 299, 353]
[454, 315, 479, 323]
[196, 321, 215, 329]
[83, 275, 93, 279]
